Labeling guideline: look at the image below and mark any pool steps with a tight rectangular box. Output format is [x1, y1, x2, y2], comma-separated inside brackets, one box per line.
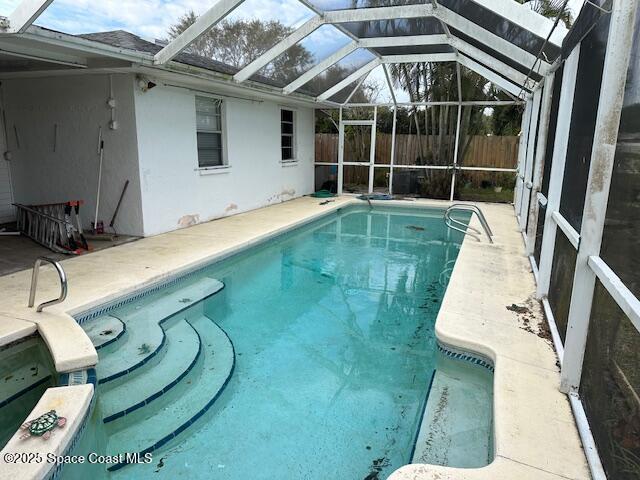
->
[105, 314, 234, 470]
[82, 276, 223, 384]
[83, 315, 125, 350]
[80, 276, 234, 471]
[100, 320, 201, 423]
[412, 355, 494, 468]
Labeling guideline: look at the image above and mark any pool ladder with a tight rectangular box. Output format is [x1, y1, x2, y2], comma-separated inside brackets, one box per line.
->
[28, 257, 68, 312]
[444, 204, 493, 243]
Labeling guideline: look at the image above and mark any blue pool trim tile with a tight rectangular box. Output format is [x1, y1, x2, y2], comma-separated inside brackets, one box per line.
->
[102, 322, 204, 423]
[0, 375, 52, 409]
[437, 342, 495, 372]
[74, 271, 221, 326]
[409, 344, 494, 463]
[98, 329, 167, 385]
[45, 368, 97, 480]
[96, 283, 225, 385]
[107, 320, 236, 472]
[94, 316, 126, 351]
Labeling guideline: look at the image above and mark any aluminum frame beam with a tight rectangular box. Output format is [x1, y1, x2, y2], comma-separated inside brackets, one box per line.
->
[317, 58, 381, 101]
[467, 0, 567, 47]
[154, 0, 245, 65]
[7, 0, 54, 33]
[234, 15, 324, 83]
[282, 41, 358, 94]
[457, 54, 522, 97]
[283, 34, 530, 95]
[526, 72, 555, 254]
[236, 3, 547, 86]
[380, 52, 457, 63]
[448, 35, 531, 87]
[316, 52, 456, 101]
[359, 34, 449, 48]
[435, 5, 550, 74]
[324, 4, 434, 23]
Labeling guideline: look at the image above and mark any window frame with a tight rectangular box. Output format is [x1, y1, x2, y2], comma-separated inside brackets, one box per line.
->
[280, 107, 297, 164]
[195, 94, 227, 171]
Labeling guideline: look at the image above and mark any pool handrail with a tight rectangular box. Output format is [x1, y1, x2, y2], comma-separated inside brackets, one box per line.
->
[28, 256, 68, 312]
[444, 204, 493, 243]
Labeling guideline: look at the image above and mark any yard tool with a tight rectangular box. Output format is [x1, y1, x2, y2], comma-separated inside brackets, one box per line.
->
[69, 200, 88, 250]
[109, 180, 129, 233]
[94, 127, 105, 234]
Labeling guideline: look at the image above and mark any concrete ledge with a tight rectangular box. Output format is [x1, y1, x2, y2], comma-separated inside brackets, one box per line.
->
[0, 315, 37, 347]
[390, 204, 590, 480]
[36, 314, 98, 373]
[0, 384, 93, 480]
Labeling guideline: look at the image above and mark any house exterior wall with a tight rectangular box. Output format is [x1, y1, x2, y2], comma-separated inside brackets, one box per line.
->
[0, 106, 14, 224]
[133, 84, 315, 236]
[2, 74, 144, 236]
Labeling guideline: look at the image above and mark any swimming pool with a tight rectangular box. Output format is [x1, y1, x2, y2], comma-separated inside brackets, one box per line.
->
[0, 336, 56, 449]
[68, 205, 492, 479]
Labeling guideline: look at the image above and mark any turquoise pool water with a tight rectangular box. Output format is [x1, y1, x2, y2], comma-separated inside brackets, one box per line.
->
[68, 205, 492, 479]
[0, 336, 56, 449]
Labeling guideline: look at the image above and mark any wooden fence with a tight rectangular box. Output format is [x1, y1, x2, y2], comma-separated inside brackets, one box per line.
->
[315, 133, 519, 169]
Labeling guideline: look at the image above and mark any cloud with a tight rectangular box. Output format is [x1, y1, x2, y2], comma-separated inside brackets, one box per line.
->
[1, 0, 316, 41]
[1, 0, 588, 41]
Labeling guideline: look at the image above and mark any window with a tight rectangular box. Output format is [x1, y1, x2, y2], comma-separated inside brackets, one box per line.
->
[281, 109, 296, 162]
[196, 96, 224, 168]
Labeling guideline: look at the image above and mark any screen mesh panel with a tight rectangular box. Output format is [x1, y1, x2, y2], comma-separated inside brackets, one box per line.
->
[580, 281, 640, 480]
[438, 0, 560, 61]
[449, 27, 541, 81]
[541, 64, 564, 198]
[600, 10, 640, 300]
[307, 0, 424, 10]
[533, 203, 546, 265]
[392, 168, 450, 199]
[559, 11, 610, 232]
[548, 230, 577, 343]
[371, 44, 455, 56]
[339, 17, 444, 38]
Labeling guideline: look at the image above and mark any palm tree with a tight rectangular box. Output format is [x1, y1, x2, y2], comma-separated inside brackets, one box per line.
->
[525, 0, 573, 29]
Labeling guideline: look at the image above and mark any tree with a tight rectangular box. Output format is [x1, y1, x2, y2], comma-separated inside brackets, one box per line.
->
[168, 11, 313, 84]
[524, 0, 573, 29]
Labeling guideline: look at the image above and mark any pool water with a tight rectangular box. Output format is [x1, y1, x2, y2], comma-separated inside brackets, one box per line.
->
[69, 205, 492, 479]
[0, 336, 56, 449]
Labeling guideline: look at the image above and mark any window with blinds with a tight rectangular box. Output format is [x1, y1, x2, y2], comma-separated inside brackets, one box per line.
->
[281, 109, 296, 162]
[196, 96, 224, 168]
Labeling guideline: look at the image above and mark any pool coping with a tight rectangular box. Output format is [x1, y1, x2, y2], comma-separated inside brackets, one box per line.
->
[0, 196, 590, 480]
[389, 202, 590, 480]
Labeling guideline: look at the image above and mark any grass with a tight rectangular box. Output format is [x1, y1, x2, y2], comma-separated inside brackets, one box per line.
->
[457, 187, 514, 203]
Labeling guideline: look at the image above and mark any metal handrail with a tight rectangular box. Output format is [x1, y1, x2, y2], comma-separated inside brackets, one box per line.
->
[28, 257, 68, 312]
[444, 204, 494, 243]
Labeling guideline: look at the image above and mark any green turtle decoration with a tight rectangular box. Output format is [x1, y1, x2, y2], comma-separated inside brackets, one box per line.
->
[20, 410, 66, 440]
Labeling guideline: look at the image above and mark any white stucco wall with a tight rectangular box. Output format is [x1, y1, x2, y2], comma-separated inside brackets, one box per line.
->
[133, 85, 315, 236]
[2, 74, 144, 236]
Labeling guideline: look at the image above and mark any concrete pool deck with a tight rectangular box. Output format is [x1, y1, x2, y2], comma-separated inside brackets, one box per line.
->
[0, 196, 589, 480]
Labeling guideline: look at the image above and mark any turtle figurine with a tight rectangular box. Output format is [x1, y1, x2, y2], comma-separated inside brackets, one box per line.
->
[20, 410, 66, 440]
